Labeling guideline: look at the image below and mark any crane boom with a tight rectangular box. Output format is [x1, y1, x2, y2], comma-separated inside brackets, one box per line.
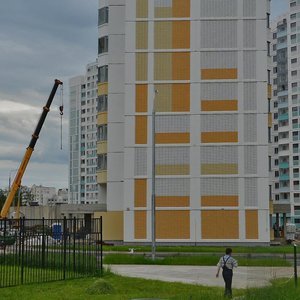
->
[0, 79, 63, 219]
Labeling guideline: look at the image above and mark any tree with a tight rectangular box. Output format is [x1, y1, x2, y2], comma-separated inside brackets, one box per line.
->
[0, 189, 6, 211]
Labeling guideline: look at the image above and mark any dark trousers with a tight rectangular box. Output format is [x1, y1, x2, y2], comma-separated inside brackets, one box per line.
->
[222, 268, 233, 298]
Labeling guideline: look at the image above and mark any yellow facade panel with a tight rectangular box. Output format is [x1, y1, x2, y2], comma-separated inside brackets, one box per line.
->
[201, 164, 238, 175]
[156, 196, 190, 207]
[155, 7, 172, 18]
[172, 52, 190, 80]
[201, 196, 239, 207]
[97, 170, 107, 184]
[201, 100, 238, 112]
[134, 211, 147, 239]
[156, 210, 190, 239]
[136, 0, 148, 18]
[156, 164, 189, 175]
[172, 21, 190, 49]
[172, 84, 190, 112]
[245, 210, 259, 239]
[172, 0, 190, 17]
[268, 113, 272, 128]
[136, 53, 148, 81]
[201, 69, 238, 80]
[135, 116, 148, 144]
[201, 210, 239, 239]
[154, 21, 172, 49]
[97, 112, 108, 125]
[155, 133, 190, 144]
[201, 132, 238, 143]
[155, 84, 172, 112]
[268, 84, 272, 99]
[98, 83, 108, 96]
[136, 22, 148, 49]
[154, 53, 172, 80]
[93, 211, 124, 241]
[134, 179, 147, 207]
[136, 84, 148, 112]
[97, 141, 107, 154]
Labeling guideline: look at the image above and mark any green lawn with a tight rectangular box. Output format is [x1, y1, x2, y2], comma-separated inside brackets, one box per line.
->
[103, 253, 291, 267]
[0, 272, 298, 300]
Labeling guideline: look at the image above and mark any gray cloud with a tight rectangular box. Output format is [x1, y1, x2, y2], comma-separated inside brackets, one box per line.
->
[0, 0, 98, 189]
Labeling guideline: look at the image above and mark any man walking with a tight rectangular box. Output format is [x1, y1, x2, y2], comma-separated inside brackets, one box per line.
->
[216, 248, 238, 298]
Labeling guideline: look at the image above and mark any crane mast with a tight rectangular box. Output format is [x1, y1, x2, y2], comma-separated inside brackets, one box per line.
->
[0, 79, 63, 219]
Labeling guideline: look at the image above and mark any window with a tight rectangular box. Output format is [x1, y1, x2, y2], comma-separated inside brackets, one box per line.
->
[268, 127, 271, 143]
[292, 82, 298, 88]
[273, 44, 277, 51]
[267, 13, 270, 28]
[275, 171, 279, 177]
[274, 101, 278, 108]
[97, 124, 107, 141]
[267, 41, 271, 56]
[274, 124, 278, 131]
[291, 22, 297, 30]
[97, 154, 107, 170]
[98, 65, 108, 82]
[292, 58, 298, 64]
[290, 2, 296, 8]
[273, 32, 277, 39]
[269, 156, 272, 171]
[273, 67, 277, 74]
[291, 34, 297, 40]
[292, 70, 298, 76]
[97, 95, 108, 112]
[98, 36, 108, 54]
[291, 13, 297, 19]
[274, 148, 278, 154]
[291, 46, 297, 52]
[98, 7, 109, 26]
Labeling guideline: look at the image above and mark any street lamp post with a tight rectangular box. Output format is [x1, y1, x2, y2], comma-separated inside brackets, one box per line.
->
[151, 89, 158, 261]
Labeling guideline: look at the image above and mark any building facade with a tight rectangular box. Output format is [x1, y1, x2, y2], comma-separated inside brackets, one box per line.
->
[69, 62, 99, 204]
[94, 0, 272, 244]
[31, 184, 56, 206]
[271, 1, 300, 228]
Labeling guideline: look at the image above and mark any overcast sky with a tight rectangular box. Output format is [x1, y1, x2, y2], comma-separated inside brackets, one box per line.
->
[0, 0, 289, 191]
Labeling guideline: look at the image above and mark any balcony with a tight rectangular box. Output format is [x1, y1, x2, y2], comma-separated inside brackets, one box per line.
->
[279, 162, 289, 168]
[279, 187, 290, 193]
[277, 90, 288, 97]
[278, 113, 289, 121]
[279, 174, 290, 180]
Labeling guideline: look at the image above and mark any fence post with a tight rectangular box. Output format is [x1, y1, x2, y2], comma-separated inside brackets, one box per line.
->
[73, 217, 76, 274]
[63, 216, 67, 280]
[42, 217, 45, 268]
[100, 216, 103, 275]
[295, 244, 298, 288]
[20, 217, 25, 285]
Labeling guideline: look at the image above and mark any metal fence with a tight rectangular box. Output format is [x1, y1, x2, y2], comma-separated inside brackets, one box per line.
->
[0, 217, 102, 287]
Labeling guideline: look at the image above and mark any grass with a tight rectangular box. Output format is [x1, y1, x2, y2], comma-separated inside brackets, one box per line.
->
[0, 271, 299, 300]
[103, 253, 291, 267]
[102, 244, 296, 254]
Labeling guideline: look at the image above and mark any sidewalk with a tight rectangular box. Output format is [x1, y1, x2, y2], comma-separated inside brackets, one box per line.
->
[109, 265, 294, 288]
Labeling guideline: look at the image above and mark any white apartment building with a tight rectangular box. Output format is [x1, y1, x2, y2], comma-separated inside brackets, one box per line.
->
[94, 0, 271, 244]
[31, 184, 56, 206]
[69, 62, 99, 204]
[271, 0, 300, 229]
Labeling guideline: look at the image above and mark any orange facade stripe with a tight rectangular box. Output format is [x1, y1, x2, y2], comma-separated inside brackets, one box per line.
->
[201, 100, 238, 111]
[172, 84, 190, 112]
[156, 196, 190, 207]
[136, 84, 148, 112]
[134, 179, 147, 207]
[201, 68, 238, 80]
[172, 0, 190, 17]
[245, 210, 259, 239]
[201, 132, 238, 143]
[134, 211, 147, 239]
[172, 53, 190, 80]
[201, 210, 239, 239]
[135, 116, 147, 144]
[201, 196, 239, 207]
[156, 133, 190, 144]
[156, 210, 190, 239]
[172, 21, 190, 49]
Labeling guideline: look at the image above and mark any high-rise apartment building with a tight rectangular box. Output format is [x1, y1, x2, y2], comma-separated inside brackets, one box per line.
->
[271, 1, 300, 228]
[69, 62, 99, 204]
[95, 0, 271, 244]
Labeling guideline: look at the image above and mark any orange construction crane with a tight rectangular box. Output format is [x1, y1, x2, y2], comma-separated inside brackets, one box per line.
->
[0, 79, 63, 219]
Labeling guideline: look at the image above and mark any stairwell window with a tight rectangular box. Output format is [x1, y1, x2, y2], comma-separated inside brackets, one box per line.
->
[98, 7, 108, 26]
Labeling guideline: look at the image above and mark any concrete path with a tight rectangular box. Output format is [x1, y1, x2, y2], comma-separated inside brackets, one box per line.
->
[109, 265, 294, 289]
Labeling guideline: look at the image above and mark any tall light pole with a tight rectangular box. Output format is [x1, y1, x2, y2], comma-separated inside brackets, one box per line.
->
[151, 89, 158, 260]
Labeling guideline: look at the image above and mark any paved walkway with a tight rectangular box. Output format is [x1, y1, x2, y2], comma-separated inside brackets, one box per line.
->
[109, 265, 294, 288]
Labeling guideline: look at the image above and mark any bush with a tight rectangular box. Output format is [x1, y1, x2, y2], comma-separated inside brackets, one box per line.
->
[85, 278, 115, 295]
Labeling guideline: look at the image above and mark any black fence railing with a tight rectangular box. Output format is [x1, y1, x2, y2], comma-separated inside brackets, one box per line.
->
[0, 217, 102, 288]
